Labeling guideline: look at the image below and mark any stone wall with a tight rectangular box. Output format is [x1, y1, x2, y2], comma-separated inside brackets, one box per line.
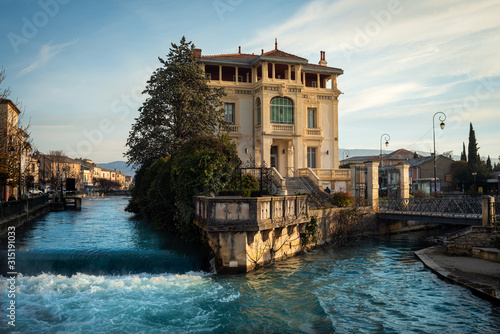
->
[194, 195, 310, 273]
[446, 226, 500, 255]
[311, 206, 377, 248]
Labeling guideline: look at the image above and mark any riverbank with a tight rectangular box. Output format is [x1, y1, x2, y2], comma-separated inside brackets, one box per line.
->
[415, 245, 500, 305]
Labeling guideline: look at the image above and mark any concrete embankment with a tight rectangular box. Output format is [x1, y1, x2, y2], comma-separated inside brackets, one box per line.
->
[415, 245, 500, 305]
[0, 201, 52, 237]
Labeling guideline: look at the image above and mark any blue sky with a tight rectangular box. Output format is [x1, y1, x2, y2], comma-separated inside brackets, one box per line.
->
[1, 0, 499, 163]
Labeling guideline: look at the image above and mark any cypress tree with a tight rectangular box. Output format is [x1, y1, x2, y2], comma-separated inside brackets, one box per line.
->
[460, 142, 467, 161]
[486, 155, 492, 171]
[467, 123, 479, 168]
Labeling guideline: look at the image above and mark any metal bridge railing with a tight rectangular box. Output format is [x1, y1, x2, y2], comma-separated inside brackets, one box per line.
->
[379, 197, 483, 218]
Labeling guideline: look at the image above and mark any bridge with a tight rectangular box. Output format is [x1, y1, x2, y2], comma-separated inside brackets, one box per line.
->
[378, 197, 496, 226]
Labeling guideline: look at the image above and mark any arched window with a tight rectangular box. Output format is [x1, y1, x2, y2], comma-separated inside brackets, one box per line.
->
[270, 97, 293, 124]
[256, 98, 261, 124]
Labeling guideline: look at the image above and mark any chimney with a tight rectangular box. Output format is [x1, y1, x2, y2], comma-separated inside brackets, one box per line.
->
[238, 46, 241, 54]
[318, 51, 327, 66]
[194, 48, 202, 58]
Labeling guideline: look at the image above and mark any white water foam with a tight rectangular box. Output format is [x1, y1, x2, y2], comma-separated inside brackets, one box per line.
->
[0, 272, 238, 333]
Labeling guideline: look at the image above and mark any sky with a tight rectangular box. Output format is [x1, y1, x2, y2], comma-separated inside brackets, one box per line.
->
[1, 0, 499, 164]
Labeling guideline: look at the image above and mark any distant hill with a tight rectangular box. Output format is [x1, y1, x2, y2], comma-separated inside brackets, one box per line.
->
[339, 149, 460, 161]
[97, 161, 137, 177]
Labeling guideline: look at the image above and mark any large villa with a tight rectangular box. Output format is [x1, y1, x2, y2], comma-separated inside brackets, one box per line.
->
[197, 41, 350, 191]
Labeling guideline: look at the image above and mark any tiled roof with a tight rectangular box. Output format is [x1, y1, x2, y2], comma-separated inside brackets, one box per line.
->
[303, 63, 343, 73]
[200, 47, 343, 74]
[261, 49, 308, 61]
[201, 53, 259, 60]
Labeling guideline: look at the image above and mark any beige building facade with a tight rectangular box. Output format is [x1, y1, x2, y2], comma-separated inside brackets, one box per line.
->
[1, 99, 31, 200]
[198, 43, 349, 190]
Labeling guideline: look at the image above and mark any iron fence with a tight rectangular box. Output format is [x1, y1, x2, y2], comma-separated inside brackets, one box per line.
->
[0, 195, 50, 221]
[379, 197, 483, 218]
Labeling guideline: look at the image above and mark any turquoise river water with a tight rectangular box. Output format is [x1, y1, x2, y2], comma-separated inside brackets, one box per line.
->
[1, 197, 500, 333]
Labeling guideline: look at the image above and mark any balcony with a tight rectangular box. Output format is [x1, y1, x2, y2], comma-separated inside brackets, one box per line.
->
[271, 124, 295, 133]
[229, 124, 240, 133]
[305, 128, 322, 136]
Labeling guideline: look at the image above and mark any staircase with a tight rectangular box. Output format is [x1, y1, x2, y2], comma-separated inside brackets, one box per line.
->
[284, 176, 330, 207]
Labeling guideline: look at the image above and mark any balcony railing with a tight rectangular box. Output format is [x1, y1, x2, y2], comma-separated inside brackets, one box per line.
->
[229, 124, 240, 133]
[309, 168, 351, 180]
[272, 124, 295, 133]
[305, 128, 322, 136]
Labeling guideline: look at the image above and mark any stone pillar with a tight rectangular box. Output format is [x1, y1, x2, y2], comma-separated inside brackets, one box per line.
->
[349, 163, 365, 197]
[482, 196, 495, 226]
[366, 161, 380, 211]
[396, 164, 410, 199]
[262, 137, 272, 167]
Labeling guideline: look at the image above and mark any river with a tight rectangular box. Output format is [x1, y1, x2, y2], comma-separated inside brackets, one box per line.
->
[1, 197, 500, 333]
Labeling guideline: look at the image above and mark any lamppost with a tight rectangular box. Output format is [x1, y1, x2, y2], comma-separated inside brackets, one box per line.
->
[379, 134, 390, 166]
[433, 112, 446, 197]
[379, 134, 390, 190]
[343, 150, 350, 165]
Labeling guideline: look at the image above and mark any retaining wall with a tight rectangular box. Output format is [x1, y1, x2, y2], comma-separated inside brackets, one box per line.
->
[446, 226, 500, 255]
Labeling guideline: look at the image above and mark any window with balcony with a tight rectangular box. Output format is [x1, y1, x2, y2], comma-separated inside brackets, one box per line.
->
[224, 103, 235, 124]
[307, 108, 317, 128]
[270, 97, 293, 124]
[307, 147, 317, 168]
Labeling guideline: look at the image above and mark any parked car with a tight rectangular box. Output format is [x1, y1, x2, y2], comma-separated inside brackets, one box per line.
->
[29, 189, 43, 195]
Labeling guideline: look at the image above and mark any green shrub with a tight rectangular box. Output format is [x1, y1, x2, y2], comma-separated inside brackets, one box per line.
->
[127, 135, 241, 239]
[300, 216, 318, 246]
[328, 191, 354, 207]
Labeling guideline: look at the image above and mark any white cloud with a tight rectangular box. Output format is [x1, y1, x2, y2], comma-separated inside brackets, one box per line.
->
[19, 40, 78, 76]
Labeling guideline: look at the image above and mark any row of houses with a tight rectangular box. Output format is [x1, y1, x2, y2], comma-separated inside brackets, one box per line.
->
[1, 98, 131, 201]
[342, 148, 499, 195]
[33, 153, 132, 193]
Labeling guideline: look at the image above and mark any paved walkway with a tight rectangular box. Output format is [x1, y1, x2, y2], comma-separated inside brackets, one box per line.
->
[415, 245, 500, 304]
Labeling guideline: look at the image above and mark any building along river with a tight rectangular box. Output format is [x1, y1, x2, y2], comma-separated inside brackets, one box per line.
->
[1, 197, 500, 333]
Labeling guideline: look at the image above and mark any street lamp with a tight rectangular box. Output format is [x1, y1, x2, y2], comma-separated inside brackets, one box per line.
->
[378, 134, 390, 191]
[379, 134, 390, 167]
[433, 111, 446, 197]
[343, 150, 350, 164]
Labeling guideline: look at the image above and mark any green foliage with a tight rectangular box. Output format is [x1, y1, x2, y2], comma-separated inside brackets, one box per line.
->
[241, 174, 259, 197]
[94, 178, 121, 194]
[328, 191, 354, 207]
[127, 136, 240, 239]
[222, 172, 260, 197]
[241, 173, 259, 191]
[460, 142, 467, 162]
[468, 123, 479, 169]
[301, 216, 318, 246]
[125, 36, 228, 165]
[449, 123, 492, 193]
[486, 156, 492, 171]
